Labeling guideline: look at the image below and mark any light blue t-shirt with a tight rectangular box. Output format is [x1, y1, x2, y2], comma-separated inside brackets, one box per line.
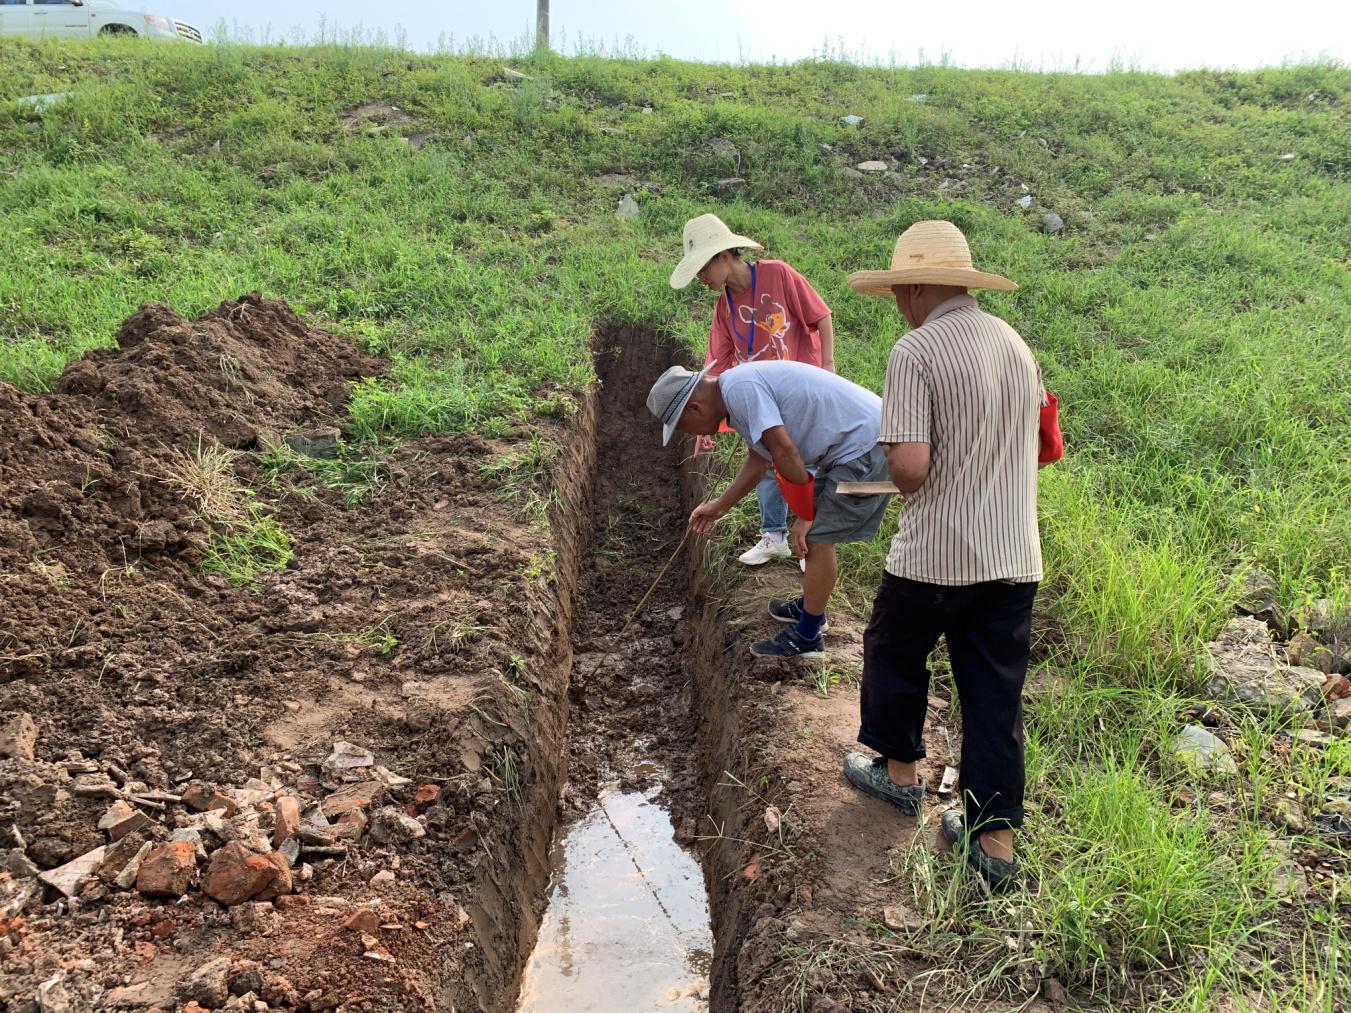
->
[719, 361, 881, 468]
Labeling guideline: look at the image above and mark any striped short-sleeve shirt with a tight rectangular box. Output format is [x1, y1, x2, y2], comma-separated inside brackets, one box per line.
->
[881, 294, 1043, 585]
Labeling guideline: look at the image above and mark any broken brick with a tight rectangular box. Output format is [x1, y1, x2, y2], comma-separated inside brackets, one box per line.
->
[342, 908, 380, 934]
[203, 842, 291, 906]
[136, 841, 198, 898]
[319, 781, 385, 819]
[273, 794, 300, 848]
[181, 781, 239, 816]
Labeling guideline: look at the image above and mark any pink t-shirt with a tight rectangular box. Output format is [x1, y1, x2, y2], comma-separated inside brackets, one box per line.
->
[704, 260, 831, 376]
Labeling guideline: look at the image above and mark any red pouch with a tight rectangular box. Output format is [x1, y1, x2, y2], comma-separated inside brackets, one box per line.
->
[1039, 391, 1064, 465]
[775, 474, 816, 521]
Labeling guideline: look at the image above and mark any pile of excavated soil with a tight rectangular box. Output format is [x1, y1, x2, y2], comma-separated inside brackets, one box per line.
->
[0, 296, 571, 1012]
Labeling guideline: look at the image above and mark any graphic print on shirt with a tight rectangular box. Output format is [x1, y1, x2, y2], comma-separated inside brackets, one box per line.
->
[736, 293, 790, 362]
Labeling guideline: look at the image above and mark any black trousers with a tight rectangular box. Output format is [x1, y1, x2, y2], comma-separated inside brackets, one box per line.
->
[858, 572, 1038, 832]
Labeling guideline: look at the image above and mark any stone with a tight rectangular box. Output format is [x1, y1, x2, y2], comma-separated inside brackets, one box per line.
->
[72, 773, 120, 799]
[36, 972, 73, 1012]
[1205, 618, 1326, 715]
[1017, 194, 1034, 209]
[343, 908, 381, 933]
[1041, 212, 1064, 234]
[99, 801, 150, 842]
[839, 114, 864, 126]
[0, 712, 37, 760]
[38, 845, 106, 897]
[1322, 673, 1351, 700]
[1266, 839, 1303, 898]
[714, 177, 747, 196]
[937, 765, 960, 797]
[501, 67, 529, 82]
[616, 195, 639, 221]
[855, 160, 888, 172]
[1288, 632, 1335, 672]
[112, 841, 154, 891]
[368, 807, 425, 845]
[1292, 598, 1349, 641]
[1, 872, 41, 918]
[332, 809, 368, 841]
[324, 741, 375, 772]
[882, 905, 922, 932]
[409, 784, 440, 812]
[182, 782, 239, 816]
[137, 841, 198, 897]
[369, 869, 396, 889]
[229, 961, 265, 997]
[278, 837, 300, 866]
[1042, 978, 1070, 1005]
[97, 831, 150, 885]
[282, 427, 340, 460]
[273, 795, 300, 848]
[203, 842, 291, 906]
[1274, 797, 1307, 833]
[320, 781, 385, 819]
[4, 848, 40, 878]
[1330, 697, 1351, 730]
[1229, 566, 1288, 631]
[170, 827, 209, 859]
[178, 956, 231, 1009]
[1292, 729, 1334, 749]
[707, 136, 739, 160]
[1172, 725, 1237, 775]
[908, 93, 929, 103]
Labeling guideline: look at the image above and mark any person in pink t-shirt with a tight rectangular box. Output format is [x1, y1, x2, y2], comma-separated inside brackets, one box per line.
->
[670, 213, 836, 566]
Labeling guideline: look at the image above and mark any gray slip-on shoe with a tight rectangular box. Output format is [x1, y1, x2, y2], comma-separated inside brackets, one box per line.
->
[843, 753, 924, 815]
[939, 810, 1019, 892]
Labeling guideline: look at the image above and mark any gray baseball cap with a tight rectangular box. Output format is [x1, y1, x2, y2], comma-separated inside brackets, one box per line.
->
[647, 362, 715, 446]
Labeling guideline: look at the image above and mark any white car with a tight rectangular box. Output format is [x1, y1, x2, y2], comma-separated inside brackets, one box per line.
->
[0, 0, 203, 42]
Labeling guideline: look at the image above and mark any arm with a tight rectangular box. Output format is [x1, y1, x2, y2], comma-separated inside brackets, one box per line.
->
[758, 425, 811, 484]
[886, 442, 931, 495]
[816, 314, 836, 373]
[688, 450, 771, 533]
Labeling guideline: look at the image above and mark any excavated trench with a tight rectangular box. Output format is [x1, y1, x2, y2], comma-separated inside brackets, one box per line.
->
[490, 329, 757, 1012]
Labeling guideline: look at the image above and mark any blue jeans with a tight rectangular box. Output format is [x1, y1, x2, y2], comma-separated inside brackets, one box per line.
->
[757, 471, 788, 534]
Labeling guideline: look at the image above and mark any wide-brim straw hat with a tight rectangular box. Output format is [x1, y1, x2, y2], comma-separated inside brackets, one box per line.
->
[847, 220, 1016, 295]
[670, 213, 762, 289]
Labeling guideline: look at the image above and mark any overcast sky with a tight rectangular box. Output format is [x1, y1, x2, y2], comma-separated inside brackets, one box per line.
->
[180, 0, 1350, 72]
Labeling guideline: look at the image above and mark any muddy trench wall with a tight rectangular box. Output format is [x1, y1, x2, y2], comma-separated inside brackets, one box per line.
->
[472, 326, 764, 1013]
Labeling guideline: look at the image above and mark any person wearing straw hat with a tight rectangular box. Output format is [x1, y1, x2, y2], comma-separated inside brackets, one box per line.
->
[646, 359, 892, 658]
[671, 213, 837, 568]
[840, 220, 1043, 891]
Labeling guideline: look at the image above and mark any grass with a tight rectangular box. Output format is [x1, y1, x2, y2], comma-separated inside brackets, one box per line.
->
[160, 439, 294, 586]
[2, 35, 1348, 1010]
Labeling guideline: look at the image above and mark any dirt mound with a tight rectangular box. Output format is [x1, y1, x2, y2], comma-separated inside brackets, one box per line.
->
[0, 296, 565, 1011]
[1, 294, 376, 578]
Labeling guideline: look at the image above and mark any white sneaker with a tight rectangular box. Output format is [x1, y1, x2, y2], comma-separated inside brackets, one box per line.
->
[738, 533, 794, 566]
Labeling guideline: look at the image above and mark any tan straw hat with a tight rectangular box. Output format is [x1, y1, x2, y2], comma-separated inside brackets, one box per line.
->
[847, 220, 1016, 295]
[670, 213, 762, 289]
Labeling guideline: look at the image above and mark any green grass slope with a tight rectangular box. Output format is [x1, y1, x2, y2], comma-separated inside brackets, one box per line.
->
[2, 38, 1348, 1009]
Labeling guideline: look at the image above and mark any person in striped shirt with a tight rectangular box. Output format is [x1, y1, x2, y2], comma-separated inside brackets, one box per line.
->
[840, 221, 1045, 891]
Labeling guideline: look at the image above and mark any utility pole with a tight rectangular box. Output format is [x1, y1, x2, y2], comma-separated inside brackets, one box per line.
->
[536, 0, 549, 51]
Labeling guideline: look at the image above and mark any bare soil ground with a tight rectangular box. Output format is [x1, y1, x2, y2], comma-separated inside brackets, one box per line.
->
[0, 297, 583, 1012]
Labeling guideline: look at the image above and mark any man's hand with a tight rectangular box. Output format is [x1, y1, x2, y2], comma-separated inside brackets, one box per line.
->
[689, 500, 728, 534]
[789, 517, 813, 558]
[693, 434, 717, 455]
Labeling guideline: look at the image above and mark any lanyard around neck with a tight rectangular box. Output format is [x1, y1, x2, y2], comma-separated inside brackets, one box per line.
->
[725, 262, 757, 359]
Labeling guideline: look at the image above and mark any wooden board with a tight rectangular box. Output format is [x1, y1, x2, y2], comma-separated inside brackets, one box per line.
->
[835, 481, 900, 497]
